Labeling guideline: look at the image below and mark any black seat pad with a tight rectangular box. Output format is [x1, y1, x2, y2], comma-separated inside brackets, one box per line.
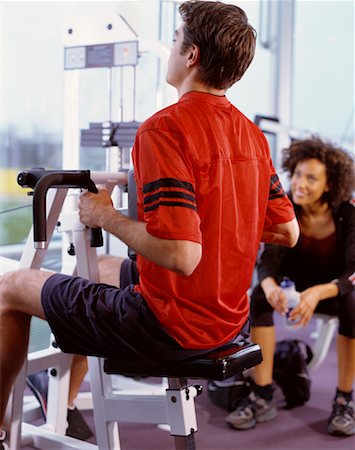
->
[104, 342, 262, 381]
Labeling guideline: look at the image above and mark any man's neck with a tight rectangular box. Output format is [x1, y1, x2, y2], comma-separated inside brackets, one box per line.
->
[177, 80, 226, 99]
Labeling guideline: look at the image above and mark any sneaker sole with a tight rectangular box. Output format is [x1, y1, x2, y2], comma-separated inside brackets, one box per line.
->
[327, 423, 355, 436]
[256, 408, 277, 423]
[226, 417, 257, 430]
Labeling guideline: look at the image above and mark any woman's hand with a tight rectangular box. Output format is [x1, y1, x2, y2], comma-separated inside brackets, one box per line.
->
[290, 281, 339, 328]
[290, 286, 321, 327]
[261, 277, 288, 315]
[78, 188, 114, 229]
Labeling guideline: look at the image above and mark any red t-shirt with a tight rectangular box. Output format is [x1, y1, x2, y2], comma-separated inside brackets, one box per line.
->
[132, 91, 294, 349]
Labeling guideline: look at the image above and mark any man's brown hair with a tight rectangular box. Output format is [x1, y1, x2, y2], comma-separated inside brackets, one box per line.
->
[179, 1, 256, 89]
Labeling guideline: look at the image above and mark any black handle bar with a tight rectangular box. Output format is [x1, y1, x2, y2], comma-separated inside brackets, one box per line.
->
[17, 169, 103, 248]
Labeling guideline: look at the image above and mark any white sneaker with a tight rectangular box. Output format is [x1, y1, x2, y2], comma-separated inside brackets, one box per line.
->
[328, 396, 355, 436]
[0, 430, 9, 450]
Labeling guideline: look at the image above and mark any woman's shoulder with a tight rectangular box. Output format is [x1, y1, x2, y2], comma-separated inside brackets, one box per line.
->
[336, 199, 355, 213]
[334, 199, 355, 223]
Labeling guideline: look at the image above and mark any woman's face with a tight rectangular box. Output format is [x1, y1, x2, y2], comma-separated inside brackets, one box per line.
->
[291, 158, 329, 207]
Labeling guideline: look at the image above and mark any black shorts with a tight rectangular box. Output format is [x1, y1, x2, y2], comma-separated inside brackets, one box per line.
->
[42, 259, 249, 362]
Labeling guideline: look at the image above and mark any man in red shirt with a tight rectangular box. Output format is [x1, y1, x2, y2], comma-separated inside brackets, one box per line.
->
[0, 1, 299, 443]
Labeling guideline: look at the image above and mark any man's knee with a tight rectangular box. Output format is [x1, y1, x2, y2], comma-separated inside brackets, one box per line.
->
[98, 255, 125, 287]
[0, 271, 19, 306]
[97, 254, 123, 265]
[0, 269, 50, 318]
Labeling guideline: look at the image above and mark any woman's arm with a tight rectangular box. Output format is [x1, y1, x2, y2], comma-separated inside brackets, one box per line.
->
[260, 276, 288, 315]
[289, 204, 354, 327]
[257, 241, 287, 284]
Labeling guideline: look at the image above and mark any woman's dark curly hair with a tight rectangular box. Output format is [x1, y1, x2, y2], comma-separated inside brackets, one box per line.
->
[281, 137, 354, 208]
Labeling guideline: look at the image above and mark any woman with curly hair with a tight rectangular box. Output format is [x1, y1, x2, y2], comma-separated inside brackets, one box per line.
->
[226, 137, 355, 436]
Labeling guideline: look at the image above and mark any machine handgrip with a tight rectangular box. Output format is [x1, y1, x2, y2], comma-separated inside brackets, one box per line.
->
[17, 169, 104, 248]
[86, 179, 104, 248]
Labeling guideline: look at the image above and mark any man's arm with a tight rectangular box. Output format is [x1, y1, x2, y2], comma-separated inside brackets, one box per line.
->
[100, 208, 202, 276]
[78, 189, 202, 276]
[261, 217, 299, 248]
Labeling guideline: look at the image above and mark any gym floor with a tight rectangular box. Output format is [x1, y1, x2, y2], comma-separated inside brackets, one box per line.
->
[23, 314, 354, 450]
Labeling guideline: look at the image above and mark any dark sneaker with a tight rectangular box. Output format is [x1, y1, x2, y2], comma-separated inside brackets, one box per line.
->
[66, 407, 94, 441]
[226, 392, 277, 430]
[327, 396, 355, 436]
[0, 430, 9, 450]
[26, 370, 49, 420]
[26, 371, 93, 440]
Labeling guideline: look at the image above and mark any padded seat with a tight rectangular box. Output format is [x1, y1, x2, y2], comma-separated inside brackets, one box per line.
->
[104, 341, 262, 380]
[94, 341, 262, 449]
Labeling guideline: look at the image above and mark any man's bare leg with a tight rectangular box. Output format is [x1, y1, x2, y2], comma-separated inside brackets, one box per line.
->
[67, 355, 88, 407]
[0, 269, 54, 426]
[0, 256, 126, 426]
[98, 255, 126, 287]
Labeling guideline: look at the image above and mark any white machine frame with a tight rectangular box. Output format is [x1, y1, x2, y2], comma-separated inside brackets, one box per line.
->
[3, 171, 205, 450]
[3, 172, 123, 449]
[61, 12, 175, 269]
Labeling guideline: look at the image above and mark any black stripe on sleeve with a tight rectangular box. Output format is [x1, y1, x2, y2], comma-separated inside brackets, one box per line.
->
[269, 193, 287, 200]
[143, 178, 194, 194]
[144, 191, 196, 206]
[269, 174, 286, 199]
[144, 201, 197, 213]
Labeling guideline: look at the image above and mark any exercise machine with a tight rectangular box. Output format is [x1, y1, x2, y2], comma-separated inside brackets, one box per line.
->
[5, 168, 262, 450]
[4, 169, 126, 450]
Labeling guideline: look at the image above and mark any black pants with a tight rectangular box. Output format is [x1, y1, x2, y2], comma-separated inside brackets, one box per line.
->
[250, 283, 355, 338]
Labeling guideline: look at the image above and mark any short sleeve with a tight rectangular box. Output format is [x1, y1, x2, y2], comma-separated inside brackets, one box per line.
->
[264, 160, 295, 227]
[133, 128, 202, 243]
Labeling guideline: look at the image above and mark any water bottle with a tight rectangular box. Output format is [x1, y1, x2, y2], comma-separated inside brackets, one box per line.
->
[280, 277, 300, 328]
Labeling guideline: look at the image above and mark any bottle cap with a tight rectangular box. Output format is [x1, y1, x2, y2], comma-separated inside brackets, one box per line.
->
[280, 277, 295, 289]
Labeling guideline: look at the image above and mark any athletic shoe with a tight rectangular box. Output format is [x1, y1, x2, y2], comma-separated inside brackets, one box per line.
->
[26, 370, 94, 441]
[26, 370, 48, 419]
[0, 430, 9, 450]
[327, 396, 355, 436]
[66, 407, 94, 441]
[226, 391, 277, 430]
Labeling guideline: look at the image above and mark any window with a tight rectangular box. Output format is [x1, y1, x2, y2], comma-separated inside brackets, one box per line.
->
[292, 0, 354, 149]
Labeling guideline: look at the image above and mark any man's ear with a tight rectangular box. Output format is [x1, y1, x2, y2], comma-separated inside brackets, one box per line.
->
[186, 44, 200, 67]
